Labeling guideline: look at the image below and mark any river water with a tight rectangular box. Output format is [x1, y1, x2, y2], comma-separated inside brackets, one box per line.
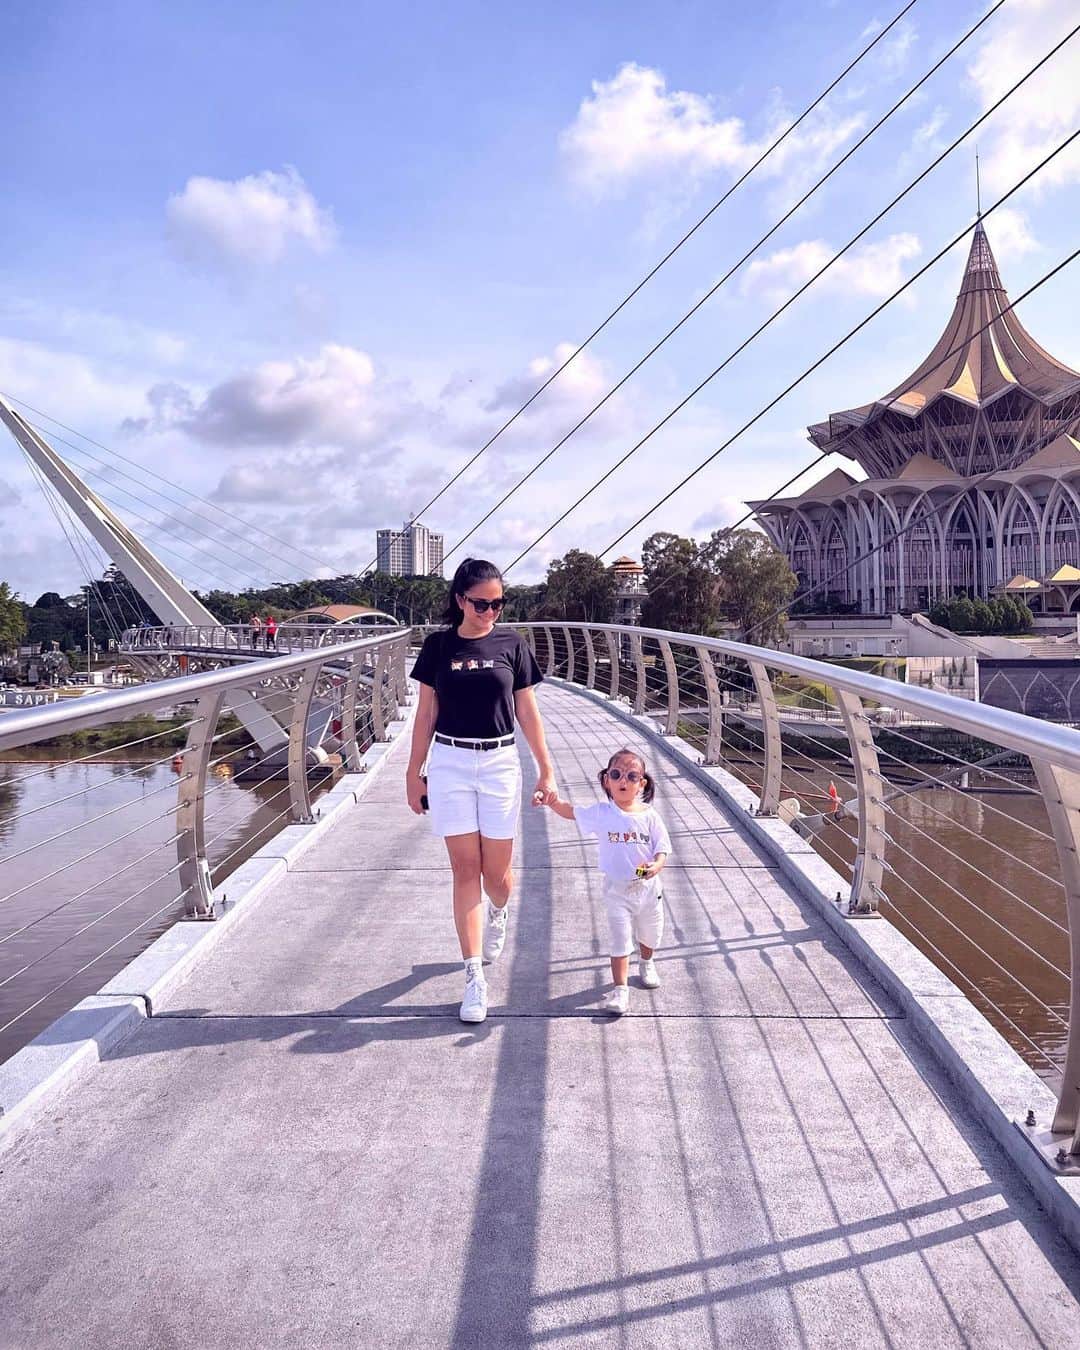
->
[721, 748, 1068, 1080]
[0, 755, 330, 1062]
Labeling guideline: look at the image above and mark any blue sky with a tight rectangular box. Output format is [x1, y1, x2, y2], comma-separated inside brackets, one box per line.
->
[1, 0, 1078, 598]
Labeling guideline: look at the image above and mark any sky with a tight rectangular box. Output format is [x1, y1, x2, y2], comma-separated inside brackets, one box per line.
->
[1, 0, 1078, 601]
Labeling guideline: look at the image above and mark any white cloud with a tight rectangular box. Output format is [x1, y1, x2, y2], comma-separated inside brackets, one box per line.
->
[968, 0, 1080, 197]
[741, 233, 922, 304]
[166, 167, 337, 268]
[560, 63, 863, 195]
[0, 337, 146, 426]
[913, 105, 948, 150]
[484, 342, 608, 414]
[1, 299, 187, 368]
[984, 206, 1039, 261]
[136, 344, 426, 452]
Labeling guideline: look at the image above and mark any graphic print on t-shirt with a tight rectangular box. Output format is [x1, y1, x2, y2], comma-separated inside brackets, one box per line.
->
[576, 800, 673, 881]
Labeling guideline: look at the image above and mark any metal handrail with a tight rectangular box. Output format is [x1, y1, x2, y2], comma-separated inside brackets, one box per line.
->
[518, 622, 1080, 775]
[514, 619, 1080, 1156]
[119, 623, 399, 655]
[0, 630, 413, 927]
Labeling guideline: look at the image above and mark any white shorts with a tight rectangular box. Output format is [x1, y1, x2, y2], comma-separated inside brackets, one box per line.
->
[603, 875, 664, 958]
[427, 739, 522, 839]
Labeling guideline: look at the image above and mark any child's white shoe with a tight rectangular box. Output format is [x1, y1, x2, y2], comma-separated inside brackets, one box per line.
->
[602, 984, 629, 1016]
[639, 957, 660, 989]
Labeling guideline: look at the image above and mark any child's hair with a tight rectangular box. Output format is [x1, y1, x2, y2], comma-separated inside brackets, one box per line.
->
[442, 557, 504, 627]
[599, 748, 655, 804]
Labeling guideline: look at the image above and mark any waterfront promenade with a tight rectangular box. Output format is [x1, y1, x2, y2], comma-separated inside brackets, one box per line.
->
[3, 684, 1080, 1347]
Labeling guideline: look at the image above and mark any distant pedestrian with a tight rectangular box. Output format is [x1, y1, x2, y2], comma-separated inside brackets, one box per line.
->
[265, 614, 278, 649]
[250, 614, 262, 649]
[545, 748, 670, 1016]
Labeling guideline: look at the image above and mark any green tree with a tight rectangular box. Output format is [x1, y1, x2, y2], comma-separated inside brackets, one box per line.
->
[927, 596, 951, 628]
[1014, 599, 1035, 633]
[542, 550, 617, 623]
[0, 582, 27, 652]
[504, 583, 546, 622]
[640, 532, 719, 635]
[971, 598, 994, 634]
[704, 529, 796, 644]
[949, 595, 977, 632]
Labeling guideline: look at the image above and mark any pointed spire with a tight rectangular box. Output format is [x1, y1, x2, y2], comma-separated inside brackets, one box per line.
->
[975, 147, 981, 217]
[959, 217, 1004, 295]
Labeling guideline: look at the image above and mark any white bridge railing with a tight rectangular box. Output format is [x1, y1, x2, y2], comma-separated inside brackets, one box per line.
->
[0, 629, 411, 1054]
[515, 621, 1080, 1159]
[120, 622, 398, 657]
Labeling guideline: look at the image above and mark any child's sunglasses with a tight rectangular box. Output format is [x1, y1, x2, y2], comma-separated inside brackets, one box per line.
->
[605, 767, 643, 783]
[462, 595, 506, 614]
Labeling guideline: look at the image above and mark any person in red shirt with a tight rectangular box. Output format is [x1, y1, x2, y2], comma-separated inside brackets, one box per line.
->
[265, 614, 278, 649]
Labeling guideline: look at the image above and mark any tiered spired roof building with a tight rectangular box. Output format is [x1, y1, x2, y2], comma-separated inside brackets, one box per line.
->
[751, 222, 1080, 615]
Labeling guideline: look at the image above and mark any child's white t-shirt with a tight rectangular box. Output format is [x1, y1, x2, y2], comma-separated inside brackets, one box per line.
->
[574, 800, 673, 881]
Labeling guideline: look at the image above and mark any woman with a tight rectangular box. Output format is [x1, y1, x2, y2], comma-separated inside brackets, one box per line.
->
[407, 558, 556, 1023]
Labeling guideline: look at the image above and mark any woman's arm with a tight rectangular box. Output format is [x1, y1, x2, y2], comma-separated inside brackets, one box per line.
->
[514, 685, 557, 805]
[406, 683, 438, 815]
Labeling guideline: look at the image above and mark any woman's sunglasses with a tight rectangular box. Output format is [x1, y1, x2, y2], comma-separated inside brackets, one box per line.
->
[605, 767, 643, 783]
[462, 595, 506, 614]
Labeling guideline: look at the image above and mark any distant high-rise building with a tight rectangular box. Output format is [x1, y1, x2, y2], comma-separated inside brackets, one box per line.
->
[376, 521, 445, 577]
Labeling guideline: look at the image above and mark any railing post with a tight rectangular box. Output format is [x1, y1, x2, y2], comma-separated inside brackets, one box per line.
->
[631, 633, 646, 714]
[695, 645, 724, 765]
[657, 639, 679, 736]
[394, 639, 409, 705]
[585, 628, 597, 690]
[341, 652, 366, 772]
[542, 626, 556, 677]
[288, 662, 324, 824]
[562, 626, 576, 684]
[1031, 760, 1080, 1148]
[605, 631, 620, 700]
[372, 643, 391, 742]
[748, 659, 781, 816]
[835, 689, 886, 914]
[175, 689, 225, 918]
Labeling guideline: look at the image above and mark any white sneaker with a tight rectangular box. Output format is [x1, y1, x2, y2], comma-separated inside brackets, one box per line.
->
[639, 957, 660, 989]
[483, 901, 509, 963]
[602, 985, 629, 1016]
[460, 969, 488, 1024]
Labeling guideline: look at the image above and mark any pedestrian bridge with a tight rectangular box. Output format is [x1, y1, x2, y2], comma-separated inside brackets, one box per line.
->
[3, 625, 1080, 1345]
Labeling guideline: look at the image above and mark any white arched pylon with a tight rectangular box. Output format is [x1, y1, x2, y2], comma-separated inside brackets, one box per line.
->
[0, 393, 289, 755]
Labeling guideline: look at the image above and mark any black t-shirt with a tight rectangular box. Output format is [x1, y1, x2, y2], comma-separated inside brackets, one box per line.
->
[410, 627, 543, 738]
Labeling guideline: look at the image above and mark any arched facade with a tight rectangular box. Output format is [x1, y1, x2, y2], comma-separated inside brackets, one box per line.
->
[751, 223, 1080, 614]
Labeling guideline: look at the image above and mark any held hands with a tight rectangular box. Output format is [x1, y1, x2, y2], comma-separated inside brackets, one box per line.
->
[532, 771, 558, 807]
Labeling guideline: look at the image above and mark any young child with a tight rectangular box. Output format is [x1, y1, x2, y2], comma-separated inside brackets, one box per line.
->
[547, 748, 671, 1015]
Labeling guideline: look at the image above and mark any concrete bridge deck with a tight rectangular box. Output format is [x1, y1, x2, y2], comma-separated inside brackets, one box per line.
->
[4, 685, 1080, 1347]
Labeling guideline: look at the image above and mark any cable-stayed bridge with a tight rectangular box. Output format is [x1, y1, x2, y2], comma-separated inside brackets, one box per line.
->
[4, 8, 1080, 1333]
[4, 410, 1080, 1339]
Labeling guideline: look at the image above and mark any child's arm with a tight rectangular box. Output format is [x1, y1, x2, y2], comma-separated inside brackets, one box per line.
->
[637, 852, 667, 879]
[545, 795, 577, 821]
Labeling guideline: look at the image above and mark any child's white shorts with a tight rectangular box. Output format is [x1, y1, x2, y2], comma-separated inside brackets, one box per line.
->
[603, 875, 664, 958]
[426, 739, 522, 839]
